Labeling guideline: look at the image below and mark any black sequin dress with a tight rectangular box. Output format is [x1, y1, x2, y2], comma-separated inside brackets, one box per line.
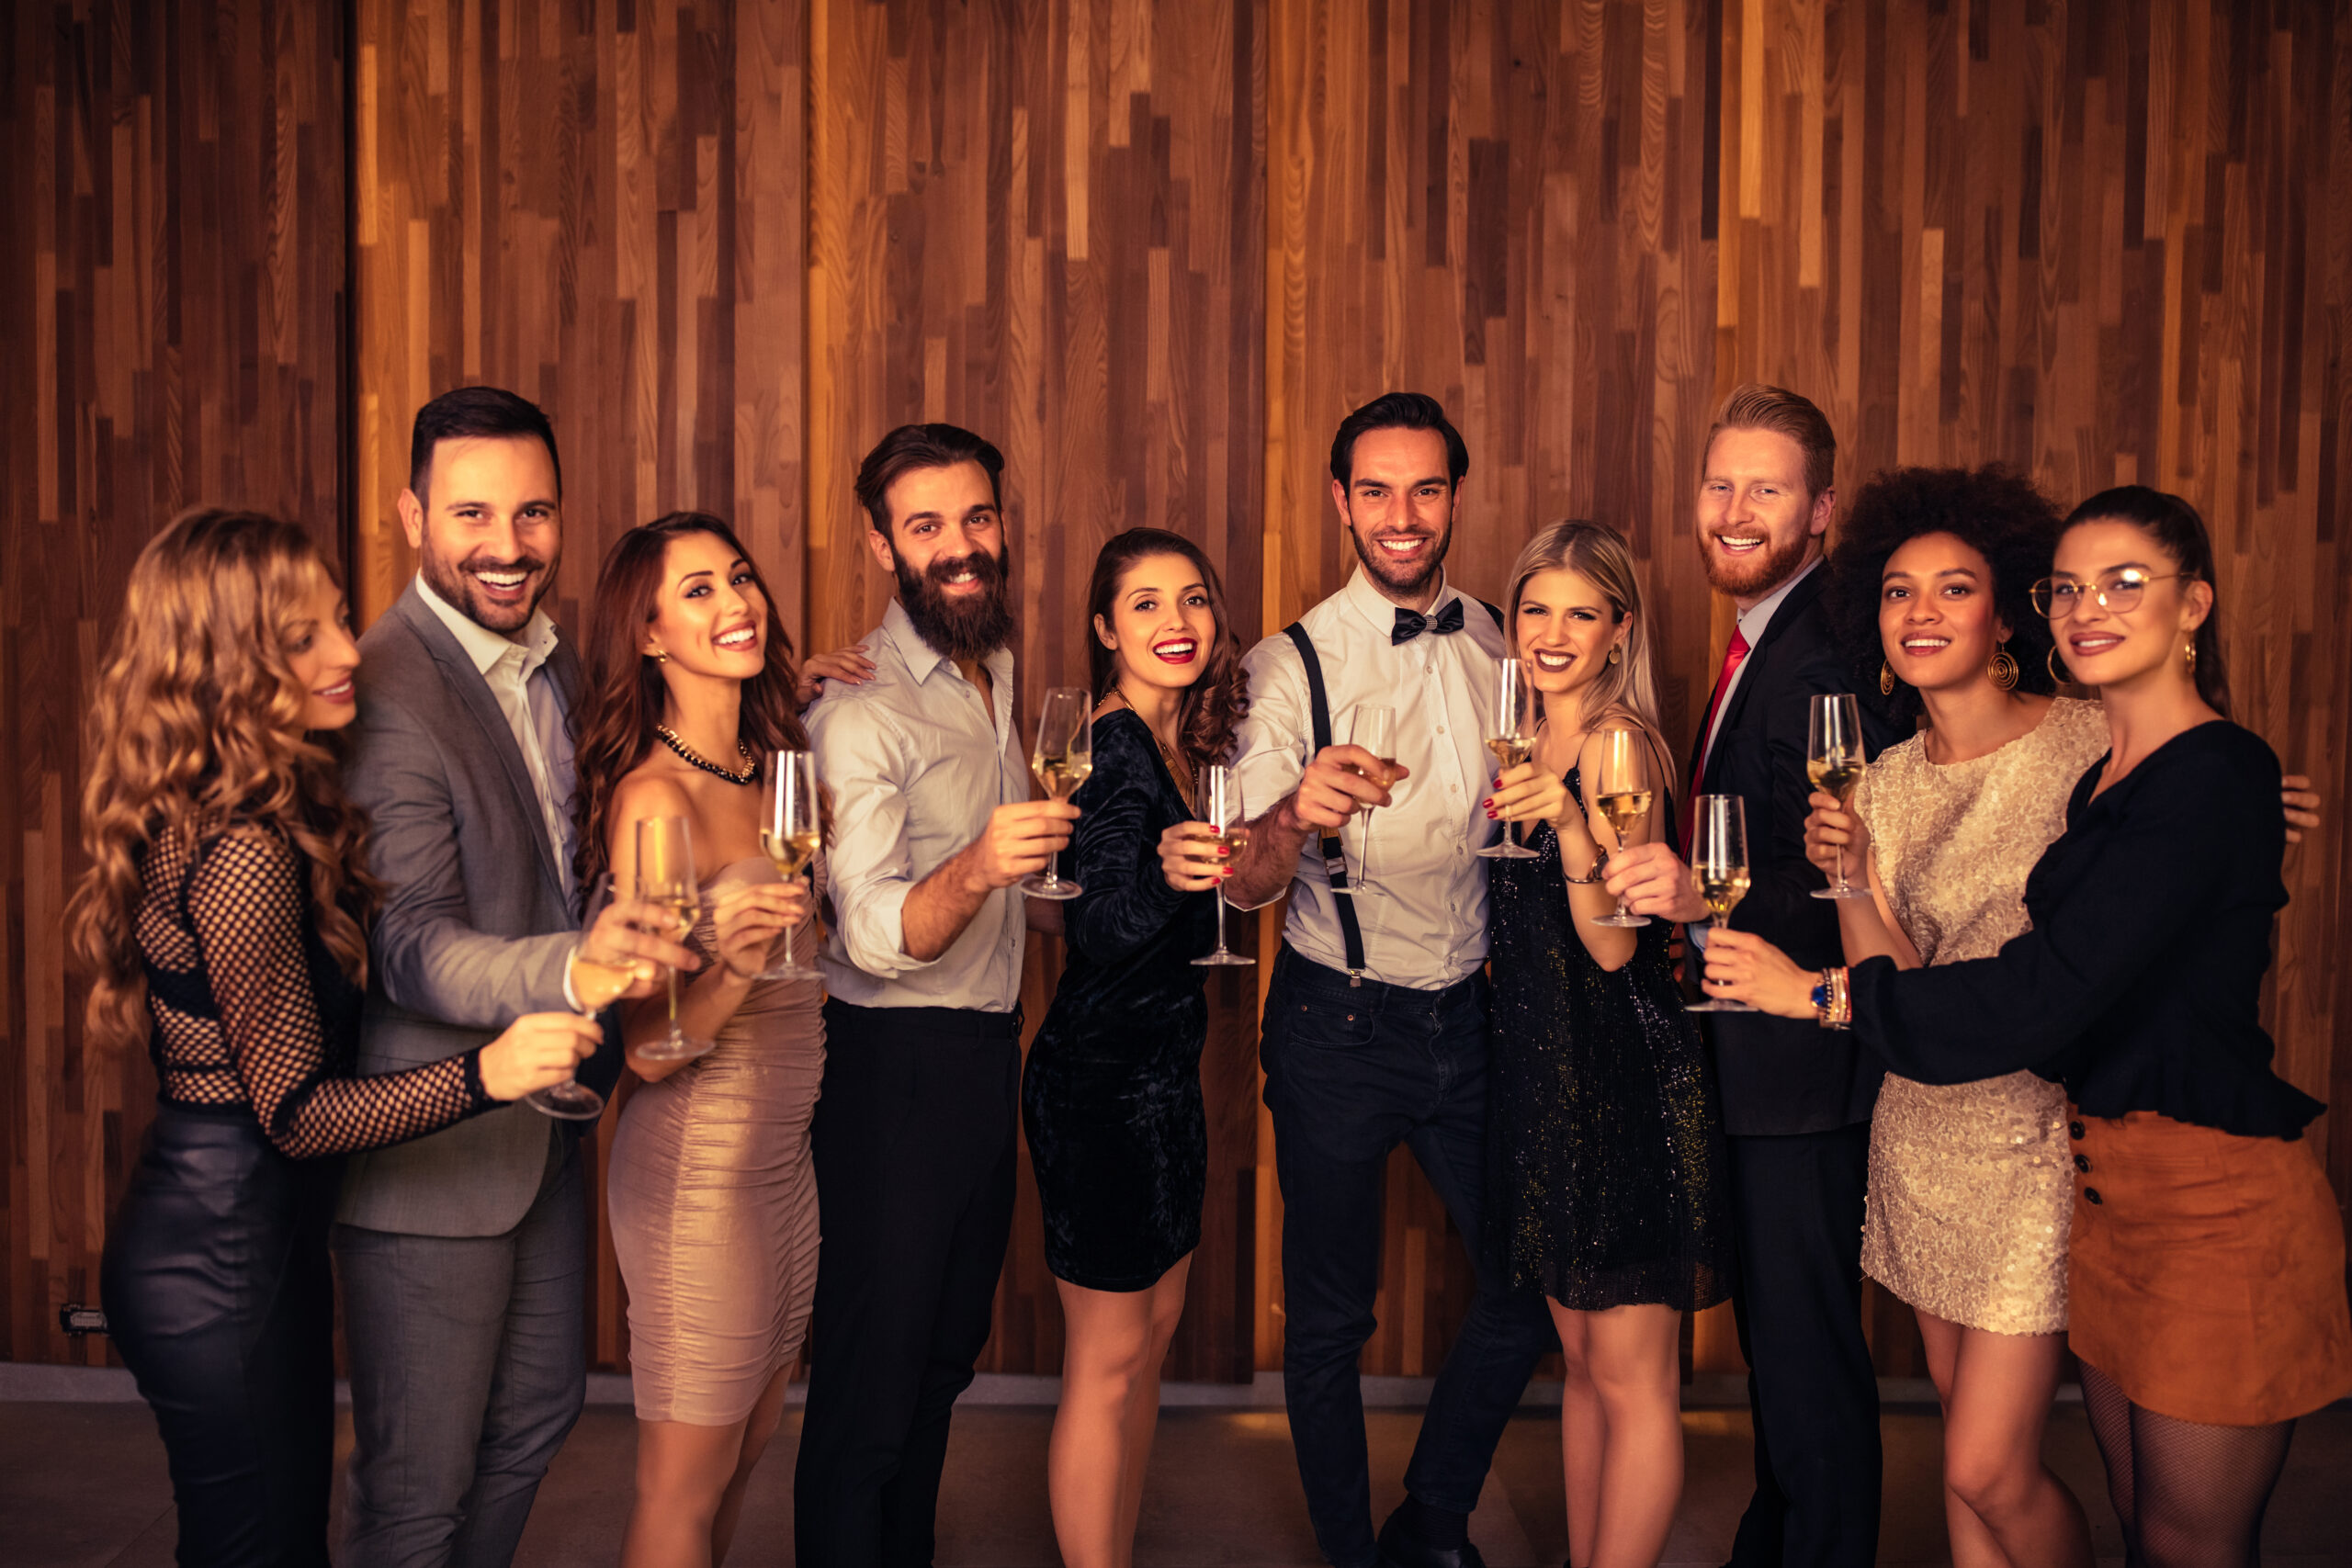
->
[1487, 768, 1735, 1311]
[1022, 708, 1218, 1292]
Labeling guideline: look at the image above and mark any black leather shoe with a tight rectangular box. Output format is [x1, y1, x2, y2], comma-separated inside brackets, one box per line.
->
[1373, 1513, 1487, 1568]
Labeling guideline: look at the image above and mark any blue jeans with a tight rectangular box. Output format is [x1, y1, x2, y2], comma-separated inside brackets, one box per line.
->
[1261, 945, 1554, 1567]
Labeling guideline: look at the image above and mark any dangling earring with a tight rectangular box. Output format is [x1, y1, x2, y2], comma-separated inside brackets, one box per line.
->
[1879, 660, 1895, 697]
[2185, 640, 2198, 672]
[1607, 646, 1622, 666]
[651, 650, 670, 663]
[2047, 646, 2066, 684]
[1987, 640, 2018, 692]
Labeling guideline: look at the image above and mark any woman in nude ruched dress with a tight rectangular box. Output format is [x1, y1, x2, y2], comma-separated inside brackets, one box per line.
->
[571, 511, 845, 1568]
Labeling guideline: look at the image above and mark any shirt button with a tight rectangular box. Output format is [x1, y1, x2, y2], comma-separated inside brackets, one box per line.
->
[2068, 1121, 2086, 1140]
[2083, 1188, 2103, 1205]
[1436, 727, 1446, 736]
[2074, 1154, 2091, 1174]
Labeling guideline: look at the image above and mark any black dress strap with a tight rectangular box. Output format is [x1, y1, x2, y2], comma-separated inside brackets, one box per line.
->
[1283, 622, 1367, 983]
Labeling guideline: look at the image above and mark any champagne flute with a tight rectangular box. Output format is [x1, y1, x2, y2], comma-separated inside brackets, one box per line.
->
[1806, 694, 1871, 900]
[525, 874, 635, 1120]
[1334, 705, 1395, 897]
[1476, 659, 1542, 860]
[1684, 795, 1757, 1012]
[1023, 688, 1092, 899]
[757, 750, 822, 983]
[1587, 728, 1654, 928]
[1191, 764, 1255, 967]
[634, 815, 714, 1063]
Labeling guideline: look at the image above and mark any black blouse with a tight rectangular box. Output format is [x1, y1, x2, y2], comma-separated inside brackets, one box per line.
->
[1051, 707, 1215, 999]
[1849, 720, 2323, 1139]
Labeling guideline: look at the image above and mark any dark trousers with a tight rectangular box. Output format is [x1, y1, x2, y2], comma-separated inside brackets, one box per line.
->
[334, 1134, 589, 1568]
[1725, 1122, 1882, 1568]
[1260, 946, 1555, 1568]
[795, 1000, 1021, 1568]
[103, 1103, 340, 1568]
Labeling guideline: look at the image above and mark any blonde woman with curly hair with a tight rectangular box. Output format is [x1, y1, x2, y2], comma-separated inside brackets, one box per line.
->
[69, 509, 599, 1568]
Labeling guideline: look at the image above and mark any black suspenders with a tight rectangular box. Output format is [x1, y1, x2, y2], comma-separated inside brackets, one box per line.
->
[1282, 599, 1501, 988]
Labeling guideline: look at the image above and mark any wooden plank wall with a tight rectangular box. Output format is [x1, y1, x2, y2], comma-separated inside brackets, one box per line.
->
[5, 0, 2346, 1387]
[1716, 0, 2352, 1365]
[804, 0, 1269, 1382]
[347, 0, 807, 1370]
[1, 0, 348, 1364]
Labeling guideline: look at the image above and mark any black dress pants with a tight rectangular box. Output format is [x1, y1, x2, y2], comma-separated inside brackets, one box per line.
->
[794, 1001, 1021, 1568]
[102, 1102, 340, 1568]
[1725, 1122, 1882, 1568]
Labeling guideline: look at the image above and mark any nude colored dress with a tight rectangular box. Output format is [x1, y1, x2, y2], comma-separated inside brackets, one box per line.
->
[1856, 698, 2110, 1336]
[607, 856, 825, 1424]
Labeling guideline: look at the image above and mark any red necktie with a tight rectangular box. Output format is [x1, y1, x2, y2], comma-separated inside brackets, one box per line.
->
[1682, 627, 1751, 849]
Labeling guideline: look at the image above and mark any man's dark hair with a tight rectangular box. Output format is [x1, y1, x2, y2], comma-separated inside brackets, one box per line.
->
[408, 386, 563, 502]
[854, 423, 1007, 536]
[1328, 392, 1470, 489]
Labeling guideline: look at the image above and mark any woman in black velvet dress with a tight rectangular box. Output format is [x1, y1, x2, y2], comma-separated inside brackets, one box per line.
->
[1022, 526, 1249, 1568]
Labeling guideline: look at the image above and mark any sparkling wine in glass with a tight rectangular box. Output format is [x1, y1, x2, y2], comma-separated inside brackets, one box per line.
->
[1588, 728, 1654, 929]
[757, 750, 822, 983]
[1334, 705, 1395, 898]
[634, 815, 714, 1063]
[1191, 764, 1255, 968]
[526, 874, 637, 1120]
[1477, 659, 1542, 861]
[1023, 688, 1092, 900]
[1684, 795, 1757, 1013]
[1806, 694, 1871, 900]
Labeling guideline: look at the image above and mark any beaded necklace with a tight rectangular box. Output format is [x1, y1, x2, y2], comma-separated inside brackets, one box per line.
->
[654, 725, 759, 786]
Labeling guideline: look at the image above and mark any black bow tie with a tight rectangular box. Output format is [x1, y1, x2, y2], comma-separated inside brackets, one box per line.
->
[1392, 599, 1465, 646]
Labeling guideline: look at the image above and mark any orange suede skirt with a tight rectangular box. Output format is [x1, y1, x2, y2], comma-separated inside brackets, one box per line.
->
[2066, 1108, 2352, 1427]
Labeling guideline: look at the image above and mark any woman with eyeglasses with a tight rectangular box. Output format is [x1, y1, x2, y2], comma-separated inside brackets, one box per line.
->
[1703, 486, 2351, 1568]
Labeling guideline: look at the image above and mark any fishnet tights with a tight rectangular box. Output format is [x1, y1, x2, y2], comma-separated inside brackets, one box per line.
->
[2079, 1359, 2297, 1568]
[139, 824, 484, 1158]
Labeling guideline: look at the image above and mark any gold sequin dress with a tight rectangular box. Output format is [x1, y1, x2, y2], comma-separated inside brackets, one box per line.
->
[1855, 697, 2110, 1336]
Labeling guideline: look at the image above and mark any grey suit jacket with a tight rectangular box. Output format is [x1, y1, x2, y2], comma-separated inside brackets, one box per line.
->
[337, 582, 603, 1237]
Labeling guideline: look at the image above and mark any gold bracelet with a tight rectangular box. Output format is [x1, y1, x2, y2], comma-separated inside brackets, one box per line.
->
[1560, 841, 1606, 884]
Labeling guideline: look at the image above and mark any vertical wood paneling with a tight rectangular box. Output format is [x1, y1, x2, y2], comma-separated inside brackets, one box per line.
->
[350, 0, 806, 1371]
[1265, 0, 1724, 1376]
[2, 0, 347, 1366]
[807, 0, 1269, 1382]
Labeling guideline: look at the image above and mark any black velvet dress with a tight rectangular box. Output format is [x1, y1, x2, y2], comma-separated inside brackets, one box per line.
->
[1487, 767, 1736, 1311]
[1022, 707, 1217, 1292]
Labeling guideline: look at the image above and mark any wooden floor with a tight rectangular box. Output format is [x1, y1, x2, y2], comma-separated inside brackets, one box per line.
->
[6, 1395, 2349, 1566]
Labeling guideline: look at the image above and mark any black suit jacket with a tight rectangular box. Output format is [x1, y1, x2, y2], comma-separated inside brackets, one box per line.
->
[1690, 565, 1904, 1136]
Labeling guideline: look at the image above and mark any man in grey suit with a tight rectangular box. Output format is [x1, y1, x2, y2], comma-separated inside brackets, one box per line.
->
[335, 387, 693, 1568]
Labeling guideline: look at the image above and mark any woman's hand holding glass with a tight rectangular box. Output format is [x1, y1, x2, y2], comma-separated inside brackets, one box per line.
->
[1159, 819, 1233, 892]
[1699, 928, 1824, 1018]
[1801, 787, 1875, 884]
[710, 880, 815, 983]
[1485, 761, 1568, 843]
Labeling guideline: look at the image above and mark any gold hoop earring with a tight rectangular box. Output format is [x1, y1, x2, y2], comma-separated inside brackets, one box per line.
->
[1879, 660, 1895, 697]
[1988, 642, 2018, 692]
[2185, 640, 2198, 672]
[1607, 646, 1622, 666]
[2048, 646, 2066, 684]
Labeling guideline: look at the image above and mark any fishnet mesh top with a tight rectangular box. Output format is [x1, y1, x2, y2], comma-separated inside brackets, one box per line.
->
[137, 821, 490, 1158]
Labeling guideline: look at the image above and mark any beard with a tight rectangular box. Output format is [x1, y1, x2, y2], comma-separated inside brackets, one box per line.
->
[895, 542, 1015, 663]
[1700, 525, 1814, 599]
[419, 541, 556, 635]
[1345, 513, 1453, 601]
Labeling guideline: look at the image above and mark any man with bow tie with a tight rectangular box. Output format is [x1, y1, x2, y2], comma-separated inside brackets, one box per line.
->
[1195, 394, 1556, 1568]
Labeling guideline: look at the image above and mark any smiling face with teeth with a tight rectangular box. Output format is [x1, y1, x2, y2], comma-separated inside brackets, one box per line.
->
[2045, 517, 2212, 694]
[640, 529, 772, 684]
[398, 434, 562, 637]
[865, 458, 1016, 664]
[281, 563, 364, 731]
[1878, 532, 2011, 698]
[1695, 426, 1833, 606]
[1331, 426, 1462, 610]
[1513, 567, 1629, 706]
[1092, 551, 1219, 704]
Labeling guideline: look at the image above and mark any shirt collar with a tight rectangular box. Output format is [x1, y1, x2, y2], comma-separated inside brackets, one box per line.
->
[881, 596, 1014, 692]
[1342, 566, 1460, 640]
[1734, 553, 1821, 645]
[414, 572, 559, 677]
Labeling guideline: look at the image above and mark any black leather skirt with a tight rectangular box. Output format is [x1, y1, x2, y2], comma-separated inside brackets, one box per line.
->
[101, 1101, 340, 1567]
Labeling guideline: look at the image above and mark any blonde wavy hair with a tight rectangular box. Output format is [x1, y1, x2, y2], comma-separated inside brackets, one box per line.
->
[1505, 519, 1679, 796]
[66, 508, 380, 1056]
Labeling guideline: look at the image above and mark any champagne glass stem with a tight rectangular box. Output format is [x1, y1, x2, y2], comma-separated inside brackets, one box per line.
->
[666, 964, 682, 1034]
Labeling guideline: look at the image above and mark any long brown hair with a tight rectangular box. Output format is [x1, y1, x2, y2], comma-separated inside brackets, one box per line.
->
[66, 509, 380, 1055]
[1505, 519, 1679, 797]
[1083, 527, 1250, 772]
[571, 513, 810, 892]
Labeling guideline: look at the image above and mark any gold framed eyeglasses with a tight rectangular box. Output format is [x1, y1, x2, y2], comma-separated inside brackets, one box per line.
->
[2030, 570, 2184, 620]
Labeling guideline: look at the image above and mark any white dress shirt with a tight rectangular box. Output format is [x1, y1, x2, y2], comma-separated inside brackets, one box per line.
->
[808, 598, 1028, 1011]
[413, 573, 576, 896]
[1228, 570, 1505, 990]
